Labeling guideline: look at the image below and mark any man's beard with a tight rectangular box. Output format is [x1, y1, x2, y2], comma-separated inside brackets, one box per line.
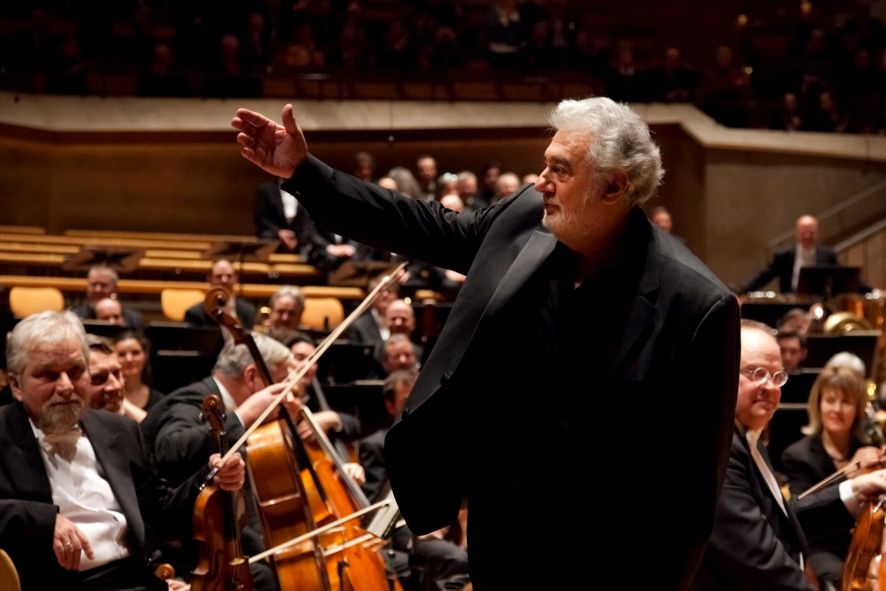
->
[38, 394, 84, 435]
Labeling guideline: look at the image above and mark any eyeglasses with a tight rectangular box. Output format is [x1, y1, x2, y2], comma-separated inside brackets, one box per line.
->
[741, 366, 789, 387]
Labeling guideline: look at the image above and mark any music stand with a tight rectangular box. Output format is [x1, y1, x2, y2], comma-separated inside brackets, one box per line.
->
[796, 265, 861, 299]
[328, 260, 397, 288]
[62, 246, 144, 273]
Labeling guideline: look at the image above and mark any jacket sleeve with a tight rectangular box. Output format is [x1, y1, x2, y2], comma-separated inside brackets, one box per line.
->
[283, 156, 514, 275]
[704, 442, 814, 590]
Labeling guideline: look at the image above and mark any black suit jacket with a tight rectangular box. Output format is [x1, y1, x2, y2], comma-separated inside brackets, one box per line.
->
[141, 377, 241, 485]
[184, 298, 257, 329]
[359, 427, 389, 502]
[741, 245, 839, 293]
[284, 156, 741, 590]
[348, 312, 384, 348]
[0, 402, 204, 589]
[255, 180, 314, 253]
[781, 435, 857, 583]
[691, 430, 850, 590]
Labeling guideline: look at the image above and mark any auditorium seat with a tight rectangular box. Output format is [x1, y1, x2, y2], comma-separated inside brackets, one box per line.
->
[160, 288, 205, 321]
[301, 297, 345, 331]
[8, 286, 65, 318]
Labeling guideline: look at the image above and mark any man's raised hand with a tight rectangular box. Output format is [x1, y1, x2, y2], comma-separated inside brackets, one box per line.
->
[232, 104, 307, 178]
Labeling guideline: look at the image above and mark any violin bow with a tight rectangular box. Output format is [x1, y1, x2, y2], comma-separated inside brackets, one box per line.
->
[206, 262, 408, 482]
[797, 460, 865, 500]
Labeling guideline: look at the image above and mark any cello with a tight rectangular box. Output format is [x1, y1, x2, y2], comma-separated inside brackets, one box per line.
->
[206, 280, 404, 591]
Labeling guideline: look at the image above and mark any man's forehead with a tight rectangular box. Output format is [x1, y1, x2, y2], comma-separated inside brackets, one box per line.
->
[545, 130, 590, 160]
[29, 342, 86, 369]
[89, 350, 121, 371]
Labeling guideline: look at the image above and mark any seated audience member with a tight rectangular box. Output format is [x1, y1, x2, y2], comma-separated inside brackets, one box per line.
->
[386, 167, 422, 199]
[85, 334, 148, 422]
[778, 307, 812, 335]
[185, 258, 256, 328]
[114, 331, 165, 413]
[456, 170, 486, 212]
[70, 264, 143, 330]
[384, 298, 417, 339]
[781, 364, 885, 586]
[361, 369, 470, 590]
[289, 335, 361, 444]
[349, 277, 399, 348]
[0, 311, 244, 590]
[649, 206, 673, 233]
[778, 330, 808, 372]
[416, 155, 438, 201]
[255, 178, 314, 253]
[380, 333, 419, 376]
[491, 172, 520, 203]
[94, 297, 125, 325]
[691, 320, 886, 590]
[141, 332, 296, 590]
[351, 151, 376, 182]
[649, 205, 688, 243]
[265, 285, 306, 339]
[740, 215, 844, 294]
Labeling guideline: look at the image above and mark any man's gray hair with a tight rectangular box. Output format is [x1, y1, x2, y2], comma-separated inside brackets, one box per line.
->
[269, 285, 305, 313]
[549, 97, 664, 207]
[213, 331, 291, 377]
[6, 311, 89, 381]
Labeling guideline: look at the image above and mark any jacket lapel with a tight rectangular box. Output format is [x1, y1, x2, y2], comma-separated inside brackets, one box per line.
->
[602, 212, 660, 377]
[2, 402, 54, 502]
[480, 231, 558, 323]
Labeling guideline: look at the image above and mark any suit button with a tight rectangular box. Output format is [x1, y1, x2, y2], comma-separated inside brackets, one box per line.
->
[440, 372, 451, 385]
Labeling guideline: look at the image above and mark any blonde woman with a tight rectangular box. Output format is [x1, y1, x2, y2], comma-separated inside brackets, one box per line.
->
[781, 363, 884, 586]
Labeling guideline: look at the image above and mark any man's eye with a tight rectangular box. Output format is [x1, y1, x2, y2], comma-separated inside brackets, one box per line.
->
[91, 372, 108, 385]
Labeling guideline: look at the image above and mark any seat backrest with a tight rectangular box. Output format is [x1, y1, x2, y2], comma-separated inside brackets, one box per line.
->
[160, 288, 205, 321]
[0, 548, 21, 591]
[8, 286, 65, 318]
[301, 297, 345, 331]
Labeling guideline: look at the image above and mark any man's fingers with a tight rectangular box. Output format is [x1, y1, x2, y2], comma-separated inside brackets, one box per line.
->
[281, 104, 299, 137]
[76, 528, 94, 559]
[234, 108, 271, 129]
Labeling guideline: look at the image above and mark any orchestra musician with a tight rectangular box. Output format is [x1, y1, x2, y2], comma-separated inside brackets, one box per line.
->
[140, 332, 298, 590]
[232, 97, 740, 589]
[0, 311, 245, 590]
[781, 363, 885, 587]
[691, 320, 886, 590]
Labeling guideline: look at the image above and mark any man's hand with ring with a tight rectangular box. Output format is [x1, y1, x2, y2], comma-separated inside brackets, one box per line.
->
[53, 514, 94, 570]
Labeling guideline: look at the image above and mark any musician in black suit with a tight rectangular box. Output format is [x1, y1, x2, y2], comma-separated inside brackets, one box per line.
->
[233, 97, 740, 589]
[255, 178, 314, 253]
[691, 321, 886, 590]
[0, 311, 244, 590]
[141, 332, 296, 591]
[184, 258, 256, 328]
[740, 215, 840, 293]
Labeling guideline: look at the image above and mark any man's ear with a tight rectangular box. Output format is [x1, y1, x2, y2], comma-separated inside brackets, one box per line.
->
[9, 375, 23, 402]
[601, 170, 630, 204]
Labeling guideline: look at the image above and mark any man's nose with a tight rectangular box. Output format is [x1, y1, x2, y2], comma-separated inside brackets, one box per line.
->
[57, 372, 75, 395]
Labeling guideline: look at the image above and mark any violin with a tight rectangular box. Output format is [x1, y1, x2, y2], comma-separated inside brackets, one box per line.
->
[190, 395, 253, 591]
[842, 404, 886, 590]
